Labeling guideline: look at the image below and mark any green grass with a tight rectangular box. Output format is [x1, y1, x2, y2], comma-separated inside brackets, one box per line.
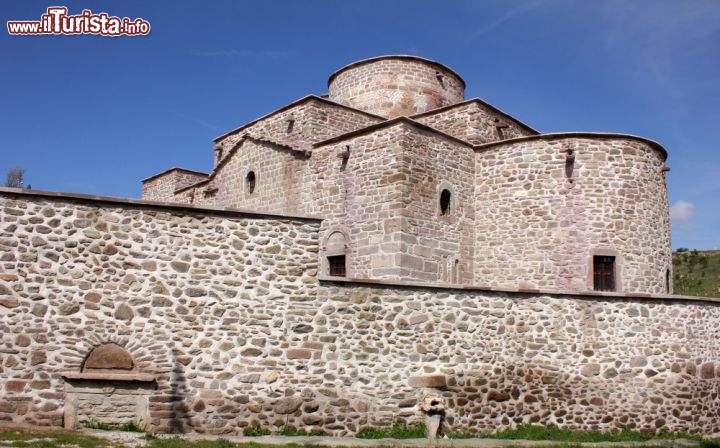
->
[146, 441, 314, 448]
[146, 438, 239, 448]
[278, 426, 326, 436]
[673, 249, 720, 298]
[0, 429, 117, 447]
[2, 426, 717, 448]
[242, 425, 271, 436]
[485, 425, 653, 442]
[356, 422, 427, 439]
[352, 423, 708, 444]
[84, 421, 145, 432]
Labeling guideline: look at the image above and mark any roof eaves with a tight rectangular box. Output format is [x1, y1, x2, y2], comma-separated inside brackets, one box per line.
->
[474, 132, 668, 161]
[410, 98, 540, 135]
[312, 116, 473, 149]
[213, 95, 385, 142]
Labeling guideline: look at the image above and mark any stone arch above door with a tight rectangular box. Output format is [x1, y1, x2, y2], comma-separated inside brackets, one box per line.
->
[82, 343, 134, 372]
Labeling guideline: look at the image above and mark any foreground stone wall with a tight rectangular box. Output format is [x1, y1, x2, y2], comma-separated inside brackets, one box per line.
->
[0, 190, 320, 432]
[311, 281, 720, 436]
[3, 189, 711, 437]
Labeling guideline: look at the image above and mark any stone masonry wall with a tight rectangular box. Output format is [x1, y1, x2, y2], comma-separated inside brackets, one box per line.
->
[398, 126, 476, 283]
[414, 101, 537, 145]
[308, 125, 410, 279]
[212, 99, 383, 169]
[0, 190, 319, 432]
[196, 139, 307, 215]
[142, 169, 209, 203]
[311, 281, 720, 436]
[0, 190, 716, 436]
[474, 135, 671, 294]
[328, 57, 465, 118]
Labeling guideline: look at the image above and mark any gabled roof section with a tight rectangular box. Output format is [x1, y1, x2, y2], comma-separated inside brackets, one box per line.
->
[410, 98, 540, 135]
[141, 167, 209, 184]
[214, 95, 386, 142]
[175, 134, 310, 195]
[312, 116, 474, 149]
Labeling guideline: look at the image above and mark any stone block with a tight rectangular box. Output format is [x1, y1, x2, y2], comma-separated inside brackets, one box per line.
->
[286, 349, 312, 359]
[700, 362, 716, 380]
[0, 296, 19, 308]
[274, 397, 302, 414]
[5, 381, 26, 392]
[409, 313, 429, 325]
[408, 375, 446, 388]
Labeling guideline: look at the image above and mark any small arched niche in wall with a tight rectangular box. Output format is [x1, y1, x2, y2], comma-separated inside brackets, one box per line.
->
[323, 229, 349, 277]
[82, 342, 134, 372]
[61, 343, 155, 430]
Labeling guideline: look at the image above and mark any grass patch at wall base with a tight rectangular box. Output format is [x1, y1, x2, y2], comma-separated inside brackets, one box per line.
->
[356, 422, 427, 439]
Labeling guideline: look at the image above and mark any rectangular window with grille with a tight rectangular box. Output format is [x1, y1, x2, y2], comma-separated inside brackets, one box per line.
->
[327, 255, 346, 277]
[593, 256, 615, 291]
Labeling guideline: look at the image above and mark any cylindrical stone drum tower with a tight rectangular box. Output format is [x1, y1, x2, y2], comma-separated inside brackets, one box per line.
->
[328, 55, 465, 118]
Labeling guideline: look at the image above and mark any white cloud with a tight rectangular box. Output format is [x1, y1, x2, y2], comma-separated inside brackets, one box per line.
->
[670, 200, 694, 222]
[470, 0, 547, 37]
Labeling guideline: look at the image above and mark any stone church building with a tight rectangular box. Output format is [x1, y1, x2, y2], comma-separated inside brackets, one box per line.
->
[2, 56, 717, 437]
[143, 55, 672, 295]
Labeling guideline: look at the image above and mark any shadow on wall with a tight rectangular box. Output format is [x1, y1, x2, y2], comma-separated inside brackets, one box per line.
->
[169, 349, 190, 433]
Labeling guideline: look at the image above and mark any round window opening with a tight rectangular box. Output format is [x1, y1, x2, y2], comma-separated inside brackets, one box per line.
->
[440, 189, 451, 215]
[246, 171, 256, 194]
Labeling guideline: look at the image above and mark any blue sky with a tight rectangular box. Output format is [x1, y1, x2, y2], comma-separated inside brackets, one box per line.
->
[2, 1, 719, 249]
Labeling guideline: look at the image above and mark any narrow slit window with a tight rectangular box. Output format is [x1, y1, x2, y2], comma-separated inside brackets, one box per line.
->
[440, 189, 451, 216]
[246, 171, 256, 194]
[593, 256, 615, 291]
[565, 149, 575, 182]
[327, 255, 346, 277]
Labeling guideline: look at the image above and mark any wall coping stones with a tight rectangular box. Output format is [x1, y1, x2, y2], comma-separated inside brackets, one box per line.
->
[61, 372, 156, 383]
[318, 275, 720, 305]
[0, 188, 322, 222]
[474, 132, 668, 160]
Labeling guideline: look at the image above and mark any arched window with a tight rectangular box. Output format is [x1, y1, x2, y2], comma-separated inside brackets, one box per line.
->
[439, 189, 451, 216]
[246, 171, 256, 194]
[324, 230, 348, 277]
